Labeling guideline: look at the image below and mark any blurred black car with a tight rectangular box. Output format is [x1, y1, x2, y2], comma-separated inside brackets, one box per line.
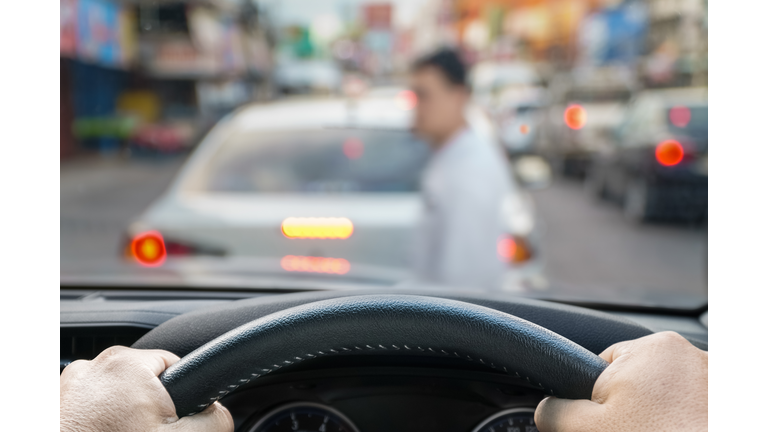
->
[534, 67, 634, 178]
[585, 87, 707, 222]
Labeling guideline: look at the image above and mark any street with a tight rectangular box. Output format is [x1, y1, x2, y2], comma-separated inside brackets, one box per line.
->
[61, 156, 707, 306]
[531, 177, 706, 307]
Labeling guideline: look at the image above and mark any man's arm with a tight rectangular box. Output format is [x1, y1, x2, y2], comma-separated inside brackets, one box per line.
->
[535, 332, 708, 432]
[61, 346, 233, 432]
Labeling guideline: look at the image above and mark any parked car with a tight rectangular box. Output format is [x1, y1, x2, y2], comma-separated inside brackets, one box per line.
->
[585, 87, 708, 222]
[120, 92, 546, 291]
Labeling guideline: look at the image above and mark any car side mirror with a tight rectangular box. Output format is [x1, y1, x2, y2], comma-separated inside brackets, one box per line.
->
[512, 155, 552, 190]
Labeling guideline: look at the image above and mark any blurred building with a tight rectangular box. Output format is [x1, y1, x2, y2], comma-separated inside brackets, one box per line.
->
[642, 0, 707, 87]
[60, 0, 137, 157]
[60, 0, 275, 158]
[406, 0, 706, 85]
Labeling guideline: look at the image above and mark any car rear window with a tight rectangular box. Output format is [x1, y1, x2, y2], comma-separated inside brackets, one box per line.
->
[201, 129, 431, 193]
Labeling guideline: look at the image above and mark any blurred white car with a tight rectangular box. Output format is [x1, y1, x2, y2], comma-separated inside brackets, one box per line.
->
[123, 92, 545, 291]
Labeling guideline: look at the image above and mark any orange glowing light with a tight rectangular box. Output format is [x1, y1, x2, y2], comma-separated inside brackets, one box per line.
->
[395, 90, 417, 110]
[656, 140, 685, 166]
[281, 255, 351, 275]
[669, 106, 691, 128]
[497, 236, 518, 262]
[564, 105, 587, 130]
[343, 138, 364, 160]
[520, 124, 529, 135]
[130, 231, 166, 267]
[498, 235, 533, 263]
[281, 217, 354, 239]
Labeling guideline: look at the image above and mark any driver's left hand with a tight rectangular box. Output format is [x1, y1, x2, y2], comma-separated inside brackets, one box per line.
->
[60, 346, 234, 432]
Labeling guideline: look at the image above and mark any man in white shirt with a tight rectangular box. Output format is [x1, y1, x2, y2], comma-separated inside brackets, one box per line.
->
[409, 49, 512, 290]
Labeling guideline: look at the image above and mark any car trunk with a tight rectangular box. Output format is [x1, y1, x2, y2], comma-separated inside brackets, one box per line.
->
[140, 193, 422, 269]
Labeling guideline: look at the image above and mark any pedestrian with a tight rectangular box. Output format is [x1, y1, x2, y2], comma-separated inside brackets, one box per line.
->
[409, 48, 513, 290]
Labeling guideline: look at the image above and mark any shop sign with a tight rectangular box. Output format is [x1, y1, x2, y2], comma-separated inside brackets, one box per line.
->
[77, 0, 122, 67]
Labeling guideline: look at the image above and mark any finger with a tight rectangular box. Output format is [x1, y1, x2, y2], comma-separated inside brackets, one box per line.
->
[170, 402, 234, 432]
[535, 396, 602, 432]
[135, 349, 181, 376]
[94, 346, 181, 376]
[598, 339, 634, 363]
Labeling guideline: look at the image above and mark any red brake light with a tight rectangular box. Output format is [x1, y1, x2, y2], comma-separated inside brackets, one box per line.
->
[130, 231, 166, 267]
[343, 138, 364, 160]
[669, 106, 691, 128]
[497, 235, 532, 263]
[497, 236, 517, 261]
[655, 140, 684, 166]
[564, 105, 587, 130]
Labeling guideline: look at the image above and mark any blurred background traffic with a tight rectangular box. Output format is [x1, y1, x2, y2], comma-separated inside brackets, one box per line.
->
[60, 0, 707, 308]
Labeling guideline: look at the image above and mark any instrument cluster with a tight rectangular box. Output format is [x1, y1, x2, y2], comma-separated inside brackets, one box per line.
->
[247, 403, 539, 432]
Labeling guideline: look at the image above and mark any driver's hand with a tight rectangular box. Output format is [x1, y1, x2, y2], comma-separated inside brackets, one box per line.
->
[60, 346, 233, 432]
[535, 331, 707, 432]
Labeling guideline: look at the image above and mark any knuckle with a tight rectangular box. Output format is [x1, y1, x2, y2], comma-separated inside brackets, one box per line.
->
[655, 331, 686, 344]
[93, 345, 131, 365]
[60, 359, 89, 376]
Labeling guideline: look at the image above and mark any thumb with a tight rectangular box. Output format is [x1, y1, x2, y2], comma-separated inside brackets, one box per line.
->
[170, 402, 234, 432]
[534, 396, 603, 432]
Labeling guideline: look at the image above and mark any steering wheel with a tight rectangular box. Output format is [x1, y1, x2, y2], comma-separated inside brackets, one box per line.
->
[158, 295, 608, 417]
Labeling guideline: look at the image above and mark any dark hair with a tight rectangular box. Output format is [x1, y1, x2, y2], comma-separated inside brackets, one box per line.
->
[412, 48, 468, 88]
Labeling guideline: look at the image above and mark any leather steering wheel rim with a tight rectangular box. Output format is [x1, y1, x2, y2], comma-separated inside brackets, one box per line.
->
[159, 294, 608, 417]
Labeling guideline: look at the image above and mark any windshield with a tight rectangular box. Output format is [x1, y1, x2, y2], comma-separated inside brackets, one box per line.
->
[200, 129, 430, 193]
[61, 0, 708, 310]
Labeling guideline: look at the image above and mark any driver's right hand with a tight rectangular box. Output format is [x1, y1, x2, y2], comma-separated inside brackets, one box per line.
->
[535, 331, 708, 432]
[60, 345, 233, 432]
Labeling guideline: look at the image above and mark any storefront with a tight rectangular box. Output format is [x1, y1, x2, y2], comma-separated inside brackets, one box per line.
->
[60, 0, 137, 156]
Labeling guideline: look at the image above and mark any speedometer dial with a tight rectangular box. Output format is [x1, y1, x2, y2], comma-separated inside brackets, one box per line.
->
[471, 408, 538, 432]
[248, 402, 359, 432]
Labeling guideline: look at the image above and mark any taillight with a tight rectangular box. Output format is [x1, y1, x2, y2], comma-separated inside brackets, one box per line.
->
[655, 140, 684, 166]
[669, 106, 691, 127]
[343, 138, 364, 160]
[564, 105, 587, 130]
[129, 231, 166, 267]
[497, 235, 532, 264]
[165, 240, 195, 256]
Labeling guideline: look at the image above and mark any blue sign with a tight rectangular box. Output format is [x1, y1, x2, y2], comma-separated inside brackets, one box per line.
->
[580, 1, 647, 66]
[77, 0, 122, 67]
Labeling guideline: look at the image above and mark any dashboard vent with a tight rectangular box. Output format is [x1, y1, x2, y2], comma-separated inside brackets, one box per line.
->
[60, 326, 150, 373]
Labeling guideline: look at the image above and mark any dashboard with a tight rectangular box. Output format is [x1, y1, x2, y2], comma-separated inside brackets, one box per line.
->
[60, 286, 708, 432]
[226, 366, 543, 432]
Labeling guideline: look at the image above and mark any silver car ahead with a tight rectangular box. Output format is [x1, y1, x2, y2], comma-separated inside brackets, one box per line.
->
[123, 93, 544, 291]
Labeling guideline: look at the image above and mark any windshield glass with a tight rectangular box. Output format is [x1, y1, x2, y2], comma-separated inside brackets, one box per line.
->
[201, 129, 430, 193]
[60, 0, 708, 310]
